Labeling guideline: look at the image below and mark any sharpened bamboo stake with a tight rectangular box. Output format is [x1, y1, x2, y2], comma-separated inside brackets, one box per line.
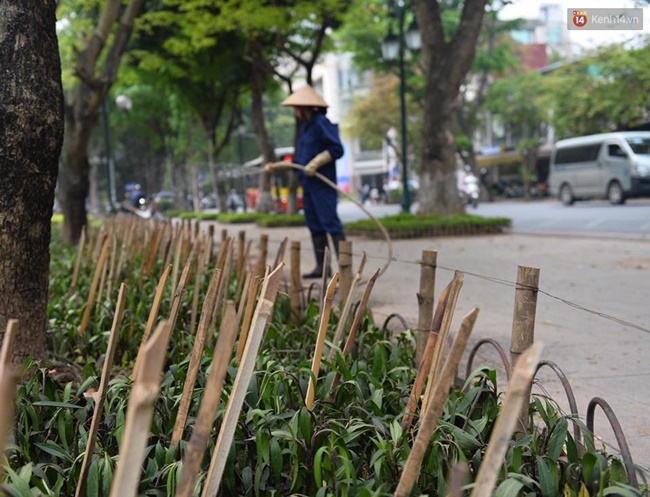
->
[394, 308, 479, 497]
[470, 343, 544, 497]
[0, 320, 17, 369]
[171, 267, 223, 446]
[342, 268, 380, 357]
[401, 283, 451, 433]
[273, 236, 288, 267]
[447, 463, 468, 497]
[338, 240, 353, 306]
[0, 320, 18, 480]
[290, 242, 301, 318]
[252, 234, 268, 279]
[319, 246, 331, 311]
[327, 252, 367, 361]
[109, 320, 169, 497]
[306, 274, 339, 410]
[190, 235, 206, 336]
[106, 232, 118, 302]
[132, 264, 172, 381]
[175, 302, 239, 497]
[80, 237, 111, 336]
[236, 272, 252, 321]
[159, 249, 196, 354]
[96, 242, 110, 313]
[115, 220, 136, 283]
[236, 230, 246, 279]
[201, 264, 284, 497]
[76, 284, 128, 497]
[235, 276, 262, 363]
[510, 265, 540, 434]
[144, 222, 165, 278]
[210, 238, 233, 328]
[421, 271, 464, 414]
[70, 226, 86, 292]
[416, 250, 437, 364]
[171, 229, 183, 298]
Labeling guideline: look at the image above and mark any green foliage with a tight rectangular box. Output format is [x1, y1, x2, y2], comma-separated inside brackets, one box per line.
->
[256, 214, 306, 227]
[8, 221, 645, 496]
[344, 213, 512, 239]
[545, 42, 650, 138]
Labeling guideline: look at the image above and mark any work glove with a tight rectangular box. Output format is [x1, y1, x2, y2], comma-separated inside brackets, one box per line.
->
[264, 162, 290, 174]
[304, 151, 333, 176]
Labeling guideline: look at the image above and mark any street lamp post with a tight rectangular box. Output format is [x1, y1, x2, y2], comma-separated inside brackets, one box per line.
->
[382, 2, 420, 213]
[237, 123, 247, 212]
[101, 94, 132, 211]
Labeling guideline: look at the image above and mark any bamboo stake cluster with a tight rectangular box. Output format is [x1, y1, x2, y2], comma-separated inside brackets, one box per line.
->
[63, 217, 552, 497]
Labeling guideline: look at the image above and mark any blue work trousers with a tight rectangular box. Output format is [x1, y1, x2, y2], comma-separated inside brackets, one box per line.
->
[303, 187, 344, 236]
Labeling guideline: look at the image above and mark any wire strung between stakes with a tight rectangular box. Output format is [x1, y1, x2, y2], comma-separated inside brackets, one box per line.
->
[240, 173, 650, 336]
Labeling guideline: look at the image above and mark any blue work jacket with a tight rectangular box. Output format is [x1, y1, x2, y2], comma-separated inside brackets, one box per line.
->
[293, 113, 344, 191]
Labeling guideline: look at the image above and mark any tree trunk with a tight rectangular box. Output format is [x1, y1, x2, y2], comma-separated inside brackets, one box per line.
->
[418, 85, 465, 215]
[414, 0, 487, 215]
[0, 0, 64, 364]
[60, 0, 146, 245]
[250, 46, 276, 213]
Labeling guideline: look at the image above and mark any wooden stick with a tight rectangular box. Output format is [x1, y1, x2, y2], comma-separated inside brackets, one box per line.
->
[171, 229, 184, 298]
[342, 268, 380, 357]
[290, 242, 302, 319]
[70, 226, 86, 292]
[106, 232, 118, 302]
[201, 264, 284, 497]
[327, 252, 367, 361]
[318, 246, 330, 312]
[109, 320, 169, 497]
[171, 267, 223, 446]
[394, 308, 479, 497]
[190, 236, 206, 336]
[132, 265, 172, 380]
[235, 276, 262, 363]
[401, 283, 451, 433]
[510, 265, 540, 434]
[175, 302, 239, 497]
[116, 220, 136, 284]
[236, 230, 246, 280]
[470, 343, 544, 497]
[416, 250, 437, 364]
[0, 320, 18, 481]
[0, 320, 17, 370]
[80, 237, 111, 336]
[421, 271, 464, 414]
[273, 236, 288, 267]
[252, 233, 268, 279]
[96, 243, 109, 313]
[305, 274, 339, 410]
[76, 284, 127, 497]
[235, 272, 252, 321]
[210, 238, 233, 328]
[447, 463, 468, 497]
[159, 249, 196, 354]
[338, 240, 353, 306]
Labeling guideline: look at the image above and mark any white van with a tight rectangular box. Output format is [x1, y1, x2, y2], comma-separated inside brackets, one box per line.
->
[549, 132, 650, 205]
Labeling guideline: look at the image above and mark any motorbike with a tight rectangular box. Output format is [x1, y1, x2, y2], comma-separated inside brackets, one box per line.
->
[459, 174, 480, 208]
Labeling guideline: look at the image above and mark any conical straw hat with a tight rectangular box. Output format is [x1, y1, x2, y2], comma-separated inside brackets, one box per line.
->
[281, 85, 328, 108]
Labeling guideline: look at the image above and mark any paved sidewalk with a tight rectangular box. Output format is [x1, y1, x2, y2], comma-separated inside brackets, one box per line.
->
[207, 221, 650, 471]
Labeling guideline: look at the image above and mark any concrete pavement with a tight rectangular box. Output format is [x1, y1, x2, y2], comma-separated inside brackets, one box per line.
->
[206, 219, 650, 472]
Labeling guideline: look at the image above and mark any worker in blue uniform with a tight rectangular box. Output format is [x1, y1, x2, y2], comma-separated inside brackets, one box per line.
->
[265, 85, 346, 278]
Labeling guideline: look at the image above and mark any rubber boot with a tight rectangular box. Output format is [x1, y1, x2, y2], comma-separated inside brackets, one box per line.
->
[330, 233, 346, 260]
[303, 233, 330, 279]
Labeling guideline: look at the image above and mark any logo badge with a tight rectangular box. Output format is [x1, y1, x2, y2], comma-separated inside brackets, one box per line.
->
[572, 10, 588, 28]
